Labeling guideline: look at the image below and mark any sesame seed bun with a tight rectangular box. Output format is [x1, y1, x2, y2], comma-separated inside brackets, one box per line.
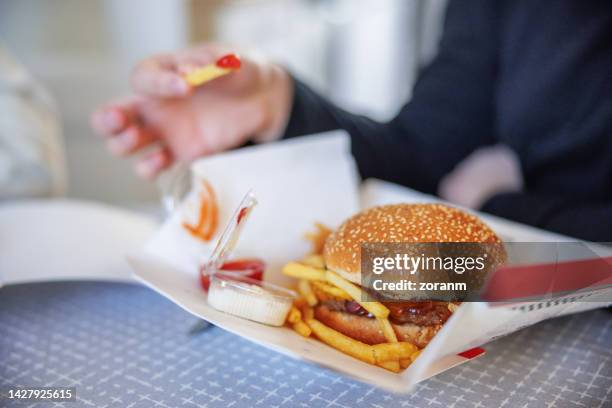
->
[323, 203, 505, 284]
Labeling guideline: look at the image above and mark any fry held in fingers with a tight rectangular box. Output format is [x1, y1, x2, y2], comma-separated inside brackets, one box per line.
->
[183, 53, 242, 87]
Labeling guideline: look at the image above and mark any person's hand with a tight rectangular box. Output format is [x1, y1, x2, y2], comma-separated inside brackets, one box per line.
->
[438, 144, 523, 209]
[91, 45, 293, 179]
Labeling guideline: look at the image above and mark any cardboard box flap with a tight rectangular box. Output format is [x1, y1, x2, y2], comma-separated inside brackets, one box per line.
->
[131, 138, 612, 393]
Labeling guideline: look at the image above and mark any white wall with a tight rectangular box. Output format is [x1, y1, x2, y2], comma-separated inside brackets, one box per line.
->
[214, 0, 432, 121]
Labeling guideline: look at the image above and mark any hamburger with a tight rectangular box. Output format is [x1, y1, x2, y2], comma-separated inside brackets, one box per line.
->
[283, 203, 506, 370]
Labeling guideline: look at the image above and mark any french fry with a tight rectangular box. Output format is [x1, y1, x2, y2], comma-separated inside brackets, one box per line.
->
[377, 318, 398, 343]
[293, 297, 307, 309]
[185, 65, 231, 86]
[325, 270, 390, 319]
[302, 305, 314, 321]
[324, 270, 360, 298]
[399, 349, 422, 369]
[286, 251, 425, 373]
[311, 280, 352, 300]
[300, 254, 325, 269]
[184, 54, 241, 86]
[287, 307, 302, 324]
[399, 358, 412, 369]
[377, 323, 402, 372]
[283, 262, 326, 281]
[355, 300, 391, 319]
[305, 318, 376, 365]
[298, 280, 318, 307]
[399, 348, 422, 369]
[372, 342, 418, 363]
[448, 303, 459, 313]
[292, 320, 312, 337]
[378, 360, 401, 373]
[304, 223, 333, 255]
[294, 297, 315, 320]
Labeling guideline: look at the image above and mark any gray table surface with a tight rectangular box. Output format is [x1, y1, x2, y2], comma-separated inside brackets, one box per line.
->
[1, 281, 610, 408]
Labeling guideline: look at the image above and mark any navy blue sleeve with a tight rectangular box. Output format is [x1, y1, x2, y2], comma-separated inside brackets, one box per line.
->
[481, 193, 612, 242]
[284, 0, 499, 194]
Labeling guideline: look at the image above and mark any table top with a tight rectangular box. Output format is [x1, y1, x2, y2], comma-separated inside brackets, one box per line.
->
[1, 281, 610, 408]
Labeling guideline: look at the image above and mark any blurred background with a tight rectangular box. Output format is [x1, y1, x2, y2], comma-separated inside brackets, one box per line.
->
[0, 0, 447, 208]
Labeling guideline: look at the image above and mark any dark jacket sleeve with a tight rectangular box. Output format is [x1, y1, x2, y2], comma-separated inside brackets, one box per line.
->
[481, 193, 612, 242]
[284, 0, 499, 194]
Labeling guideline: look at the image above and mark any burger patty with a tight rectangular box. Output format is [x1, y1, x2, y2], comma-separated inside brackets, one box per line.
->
[384, 301, 452, 326]
[314, 304, 441, 347]
[321, 300, 452, 326]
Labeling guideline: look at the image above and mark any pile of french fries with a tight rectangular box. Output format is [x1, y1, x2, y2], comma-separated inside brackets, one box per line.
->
[282, 254, 422, 373]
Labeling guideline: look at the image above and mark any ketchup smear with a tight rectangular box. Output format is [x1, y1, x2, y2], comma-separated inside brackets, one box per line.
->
[200, 258, 265, 291]
[215, 54, 241, 70]
[236, 207, 248, 224]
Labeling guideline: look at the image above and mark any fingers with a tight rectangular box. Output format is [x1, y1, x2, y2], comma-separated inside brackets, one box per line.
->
[130, 46, 233, 96]
[135, 147, 172, 180]
[174, 55, 209, 76]
[131, 56, 191, 97]
[91, 99, 140, 136]
[106, 126, 158, 157]
[90, 107, 125, 135]
[96, 115, 171, 180]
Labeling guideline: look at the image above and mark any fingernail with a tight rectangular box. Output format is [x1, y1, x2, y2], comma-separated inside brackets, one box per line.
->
[108, 130, 136, 154]
[147, 152, 162, 166]
[104, 111, 122, 129]
[136, 154, 162, 178]
[172, 78, 189, 94]
[136, 161, 153, 178]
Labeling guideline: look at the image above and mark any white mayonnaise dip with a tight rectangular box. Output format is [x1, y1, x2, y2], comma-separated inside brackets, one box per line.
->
[208, 278, 293, 326]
